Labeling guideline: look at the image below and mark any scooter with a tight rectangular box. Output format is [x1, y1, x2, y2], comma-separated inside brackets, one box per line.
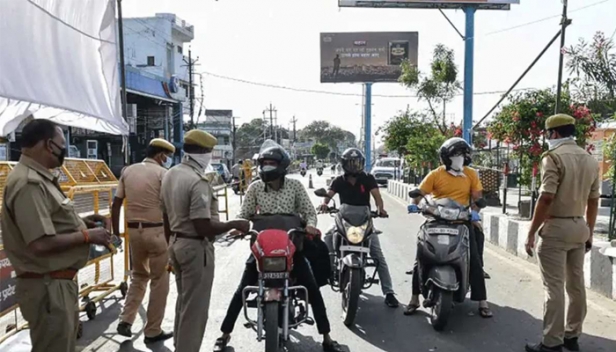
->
[408, 188, 486, 331]
[316, 167, 323, 176]
[300, 168, 307, 177]
[314, 188, 387, 327]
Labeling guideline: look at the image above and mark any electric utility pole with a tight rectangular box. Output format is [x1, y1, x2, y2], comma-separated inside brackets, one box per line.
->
[291, 116, 298, 143]
[555, 0, 571, 113]
[182, 49, 199, 129]
[264, 104, 277, 140]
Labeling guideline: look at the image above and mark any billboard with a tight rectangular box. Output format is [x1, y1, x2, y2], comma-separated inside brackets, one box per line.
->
[339, 0, 519, 10]
[320, 32, 419, 83]
[0, 248, 17, 315]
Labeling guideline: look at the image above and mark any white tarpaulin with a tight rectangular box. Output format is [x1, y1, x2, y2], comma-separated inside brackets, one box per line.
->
[0, 0, 128, 135]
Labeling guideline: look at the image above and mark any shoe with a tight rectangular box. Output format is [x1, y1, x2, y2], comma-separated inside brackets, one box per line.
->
[323, 340, 344, 352]
[385, 293, 399, 308]
[116, 322, 132, 338]
[563, 337, 580, 351]
[525, 342, 563, 352]
[483, 271, 491, 279]
[144, 331, 173, 344]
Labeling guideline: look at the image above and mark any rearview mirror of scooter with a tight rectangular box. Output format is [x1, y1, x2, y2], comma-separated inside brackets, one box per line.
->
[475, 198, 487, 209]
[408, 188, 423, 199]
[314, 188, 328, 197]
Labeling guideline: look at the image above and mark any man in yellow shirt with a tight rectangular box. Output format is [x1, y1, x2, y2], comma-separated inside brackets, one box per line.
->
[403, 137, 492, 318]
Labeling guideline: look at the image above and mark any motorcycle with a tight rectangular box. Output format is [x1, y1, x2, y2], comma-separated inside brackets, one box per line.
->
[241, 214, 313, 352]
[314, 188, 387, 327]
[408, 188, 486, 331]
[316, 167, 323, 176]
[300, 168, 307, 177]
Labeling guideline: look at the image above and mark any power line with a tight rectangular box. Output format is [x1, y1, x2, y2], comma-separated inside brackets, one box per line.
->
[199, 70, 536, 98]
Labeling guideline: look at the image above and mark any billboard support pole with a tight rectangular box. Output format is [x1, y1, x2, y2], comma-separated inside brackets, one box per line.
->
[463, 5, 476, 145]
[364, 83, 373, 173]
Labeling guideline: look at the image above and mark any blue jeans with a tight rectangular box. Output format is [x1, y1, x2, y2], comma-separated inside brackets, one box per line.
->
[324, 227, 395, 295]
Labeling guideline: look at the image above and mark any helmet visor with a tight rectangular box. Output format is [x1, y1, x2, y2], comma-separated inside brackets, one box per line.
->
[345, 158, 364, 173]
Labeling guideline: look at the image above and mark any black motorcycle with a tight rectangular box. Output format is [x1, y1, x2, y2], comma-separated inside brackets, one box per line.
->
[314, 188, 386, 326]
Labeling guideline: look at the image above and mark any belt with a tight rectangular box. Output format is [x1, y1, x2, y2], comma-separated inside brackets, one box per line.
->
[174, 233, 204, 240]
[127, 222, 164, 229]
[18, 269, 78, 280]
[547, 216, 583, 220]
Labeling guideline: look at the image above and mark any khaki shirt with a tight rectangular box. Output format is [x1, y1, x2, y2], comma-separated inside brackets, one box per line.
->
[540, 140, 601, 217]
[160, 159, 218, 237]
[0, 155, 88, 274]
[116, 158, 166, 223]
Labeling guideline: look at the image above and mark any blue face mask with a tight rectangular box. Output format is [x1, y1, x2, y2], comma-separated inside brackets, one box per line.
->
[163, 156, 173, 169]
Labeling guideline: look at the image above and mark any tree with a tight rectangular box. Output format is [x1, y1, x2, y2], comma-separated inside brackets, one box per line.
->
[399, 44, 462, 134]
[235, 118, 266, 160]
[565, 31, 616, 120]
[311, 143, 330, 160]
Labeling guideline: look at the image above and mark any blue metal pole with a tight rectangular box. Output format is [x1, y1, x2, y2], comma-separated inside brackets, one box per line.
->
[364, 83, 372, 173]
[463, 6, 476, 144]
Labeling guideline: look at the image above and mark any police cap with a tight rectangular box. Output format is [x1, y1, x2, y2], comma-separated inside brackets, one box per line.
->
[184, 129, 217, 149]
[545, 114, 575, 130]
[149, 138, 175, 153]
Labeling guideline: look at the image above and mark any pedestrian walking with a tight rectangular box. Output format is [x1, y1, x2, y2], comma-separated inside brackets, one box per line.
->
[0, 119, 111, 352]
[525, 114, 600, 352]
[113, 138, 176, 343]
[160, 129, 249, 352]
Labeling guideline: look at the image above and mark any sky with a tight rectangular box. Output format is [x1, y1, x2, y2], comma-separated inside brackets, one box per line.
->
[122, 0, 616, 145]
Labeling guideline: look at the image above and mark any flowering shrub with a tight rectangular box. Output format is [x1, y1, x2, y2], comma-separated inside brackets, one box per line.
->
[487, 88, 596, 186]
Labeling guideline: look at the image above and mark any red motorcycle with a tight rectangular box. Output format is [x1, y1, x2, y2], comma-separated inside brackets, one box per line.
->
[241, 214, 313, 352]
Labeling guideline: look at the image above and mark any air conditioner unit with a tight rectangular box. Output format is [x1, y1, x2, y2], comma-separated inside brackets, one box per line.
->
[86, 140, 98, 159]
[127, 104, 137, 133]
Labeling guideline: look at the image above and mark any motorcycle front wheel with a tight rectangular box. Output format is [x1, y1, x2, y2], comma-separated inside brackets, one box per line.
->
[430, 289, 453, 331]
[264, 302, 281, 352]
[341, 267, 361, 327]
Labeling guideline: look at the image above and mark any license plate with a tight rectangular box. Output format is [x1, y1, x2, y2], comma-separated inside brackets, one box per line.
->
[426, 227, 459, 235]
[262, 272, 288, 279]
[437, 235, 450, 245]
[339, 245, 370, 254]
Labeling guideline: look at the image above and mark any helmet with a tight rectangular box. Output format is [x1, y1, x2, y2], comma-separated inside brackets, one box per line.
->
[439, 137, 472, 170]
[340, 148, 365, 175]
[257, 140, 290, 182]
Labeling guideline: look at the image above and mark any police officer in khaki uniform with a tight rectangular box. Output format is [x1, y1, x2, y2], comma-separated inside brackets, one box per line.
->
[525, 114, 600, 352]
[160, 129, 249, 352]
[0, 119, 111, 352]
[113, 138, 176, 343]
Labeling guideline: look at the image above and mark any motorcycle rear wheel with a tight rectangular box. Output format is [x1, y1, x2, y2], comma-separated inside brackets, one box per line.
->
[265, 302, 281, 352]
[342, 268, 361, 327]
[430, 289, 453, 331]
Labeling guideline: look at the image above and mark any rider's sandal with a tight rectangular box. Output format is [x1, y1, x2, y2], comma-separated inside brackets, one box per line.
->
[323, 340, 343, 352]
[403, 303, 420, 316]
[478, 307, 493, 318]
[213, 336, 230, 352]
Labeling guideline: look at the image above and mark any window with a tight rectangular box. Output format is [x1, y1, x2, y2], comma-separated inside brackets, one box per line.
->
[375, 159, 400, 168]
[177, 45, 183, 54]
[147, 56, 155, 66]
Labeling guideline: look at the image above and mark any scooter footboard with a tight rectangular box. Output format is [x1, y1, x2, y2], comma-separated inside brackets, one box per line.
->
[426, 266, 459, 292]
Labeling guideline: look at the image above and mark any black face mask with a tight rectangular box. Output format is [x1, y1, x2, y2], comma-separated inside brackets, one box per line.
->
[50, 140, 66, 166]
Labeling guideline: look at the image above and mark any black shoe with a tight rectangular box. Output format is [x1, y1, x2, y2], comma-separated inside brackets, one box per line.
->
[116, 322, 132, 337]
[483, 271, 491, 279]
[323, 340, 344, 352]
[385, 293, 399, 308]
[144, 331, 173, 344]
[525, 342, 563, 352]
[563, 337, 580, 351]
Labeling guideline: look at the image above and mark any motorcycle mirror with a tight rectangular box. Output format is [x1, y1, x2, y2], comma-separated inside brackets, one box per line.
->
[475, 198, 487, 209]
[408, 188, 423, 199]
[314, 188, 328, 197]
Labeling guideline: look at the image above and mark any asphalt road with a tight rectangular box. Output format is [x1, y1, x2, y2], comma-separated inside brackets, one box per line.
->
[16, 168, 616, 352]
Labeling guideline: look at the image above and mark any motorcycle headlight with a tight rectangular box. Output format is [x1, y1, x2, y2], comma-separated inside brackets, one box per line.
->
[438, 206, 460, 221]
[262, 257, 286, 272]
[346, 226, 365, 244]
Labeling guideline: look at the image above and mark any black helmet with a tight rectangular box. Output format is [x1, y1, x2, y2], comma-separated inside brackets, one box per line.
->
[257, 146, 290, 182]
[340, 148, 365, 175]
[439, 137, 472, 170]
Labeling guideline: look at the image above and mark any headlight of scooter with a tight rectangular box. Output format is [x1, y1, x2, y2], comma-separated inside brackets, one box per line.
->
[262, 257, 286, 272]
[346, 226, 365, 244]
[438, 206, 461, 221]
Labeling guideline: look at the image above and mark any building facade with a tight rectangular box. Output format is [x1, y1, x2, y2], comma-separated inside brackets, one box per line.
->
[198, 110, 234, 168]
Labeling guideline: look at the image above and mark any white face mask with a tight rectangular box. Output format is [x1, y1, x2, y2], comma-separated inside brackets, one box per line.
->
[546, 136, 574, 150]
[162, 155, 173, 169]
[449, 155, 464, 172]
[185, 152, 212, 171]
[261, 165, 277, 172]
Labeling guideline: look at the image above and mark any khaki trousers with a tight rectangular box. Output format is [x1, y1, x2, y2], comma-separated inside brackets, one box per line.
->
[119, 226, 170, 337]
[537, 218, 589, 347]
[169, 237, 215, 352]
[16, 277, 78, 352]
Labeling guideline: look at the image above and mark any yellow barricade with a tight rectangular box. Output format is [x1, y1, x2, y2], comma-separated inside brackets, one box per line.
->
[0, 159, 128, 343]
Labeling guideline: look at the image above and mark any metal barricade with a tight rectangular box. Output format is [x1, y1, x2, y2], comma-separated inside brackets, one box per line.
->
[214, 184, 229, 221]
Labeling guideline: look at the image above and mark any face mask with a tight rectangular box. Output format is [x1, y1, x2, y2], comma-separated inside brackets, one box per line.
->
[185, 153, 212, 171]
[49, 140, 66, 166]
[449, 155, 464, 172]
[261, 165, 276, 172]
[546, 136, 573, 150]
[162, 155, 173, 169]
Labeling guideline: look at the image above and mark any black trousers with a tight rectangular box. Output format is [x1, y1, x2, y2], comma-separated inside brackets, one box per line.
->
[220, 253, 331, 335]
[412, 223, 487, 301]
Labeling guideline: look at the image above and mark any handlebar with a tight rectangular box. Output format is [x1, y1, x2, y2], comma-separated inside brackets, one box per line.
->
[316, 206, 388, 218]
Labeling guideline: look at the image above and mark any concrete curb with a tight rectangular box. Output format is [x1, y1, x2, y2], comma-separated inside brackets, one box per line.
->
[386, 180, 616, 301]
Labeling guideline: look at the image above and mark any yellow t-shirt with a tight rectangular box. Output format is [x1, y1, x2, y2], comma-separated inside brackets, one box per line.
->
[419, 166, 483, 206]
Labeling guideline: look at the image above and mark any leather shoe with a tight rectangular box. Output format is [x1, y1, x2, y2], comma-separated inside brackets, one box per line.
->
[563, 337, 580, 351]
[525, 342, 563, 352]
[116, 322, 132, 337]
[144, 331, 173, 344]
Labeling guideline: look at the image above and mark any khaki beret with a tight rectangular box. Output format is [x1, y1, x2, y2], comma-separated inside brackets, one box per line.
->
[545, 114, 575, 130]
[184, 129, 217, 149]
[149, 138, 175, 153]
